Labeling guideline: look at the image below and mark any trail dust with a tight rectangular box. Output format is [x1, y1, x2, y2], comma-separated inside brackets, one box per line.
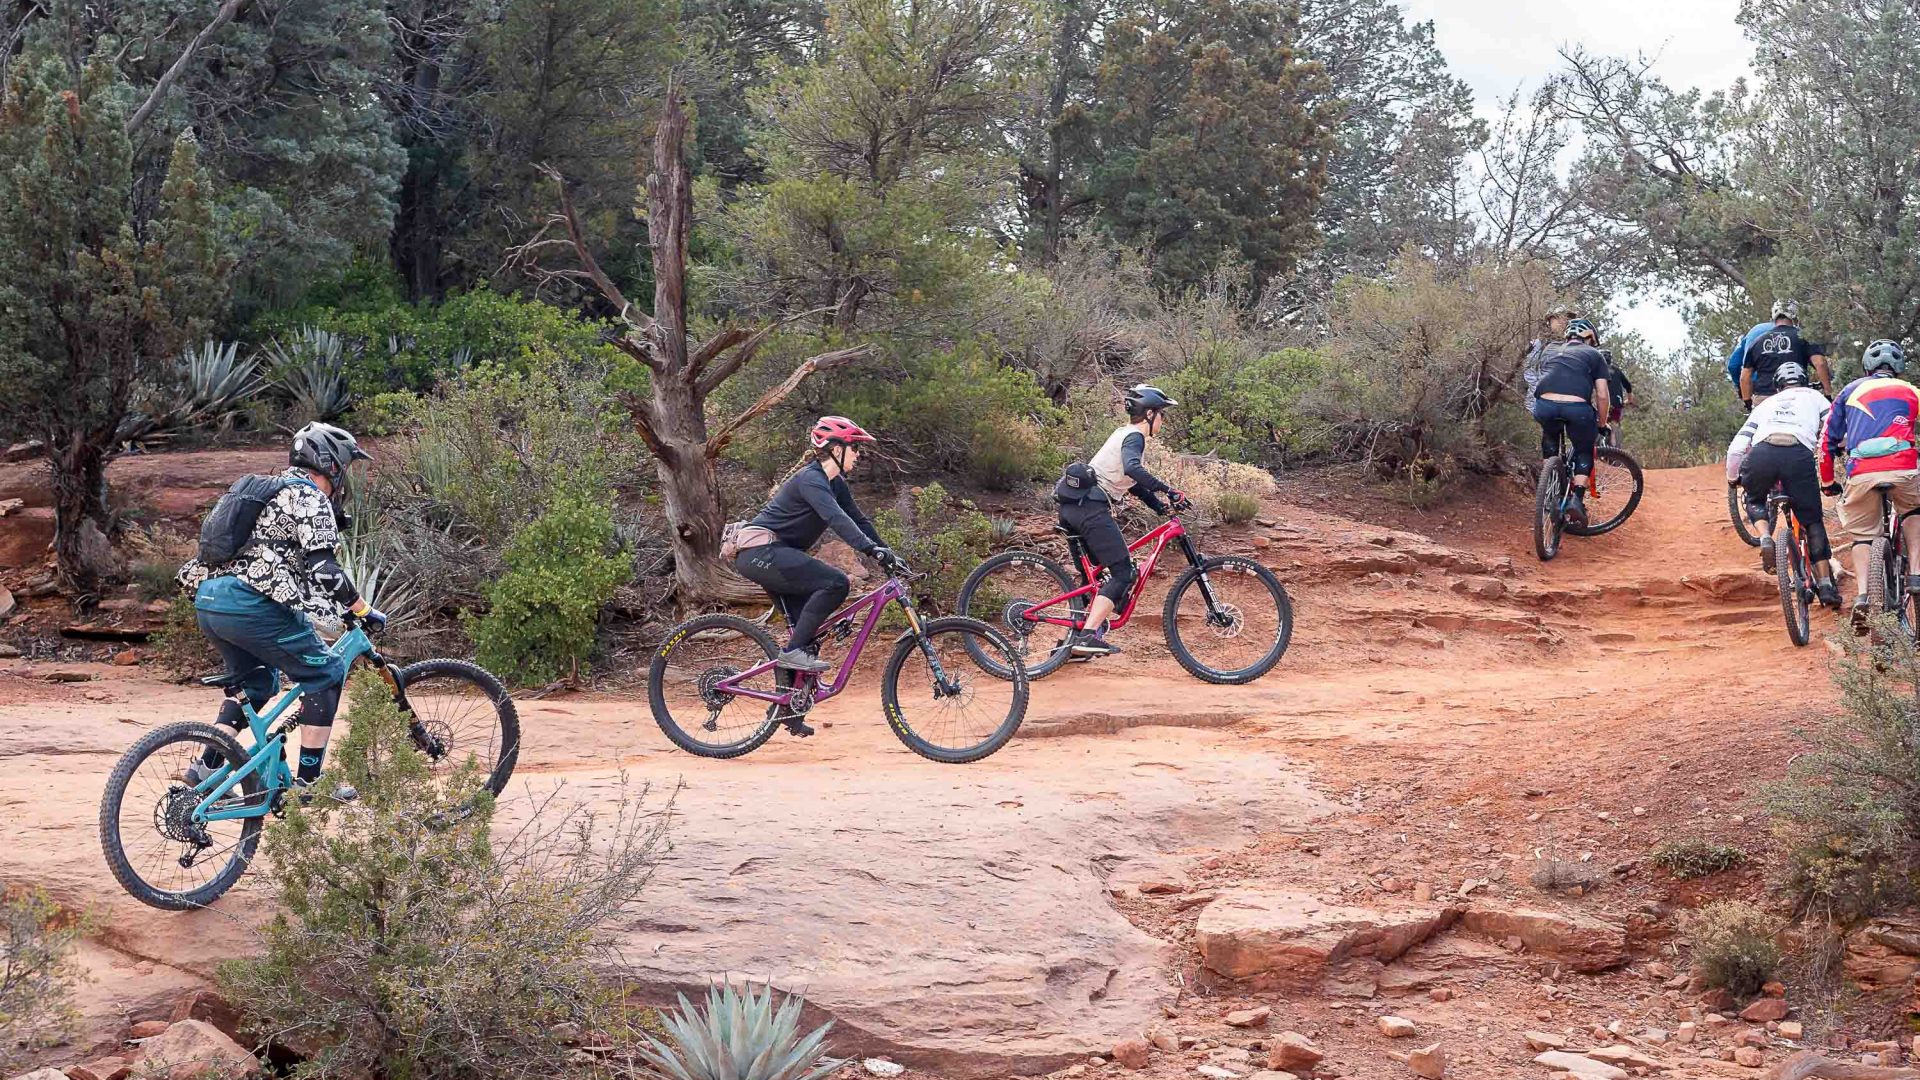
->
[0, 460, 1835, 1078]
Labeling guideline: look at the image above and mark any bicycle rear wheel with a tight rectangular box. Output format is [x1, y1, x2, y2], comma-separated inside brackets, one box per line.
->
[882, 616, 1028, 763]
[396, 659, 519, 796]
[1778, 531, 1811, 647]
[1534, 460, 1565, 562]
[1729, 483, 1762, 547]
[1162, 556, 1292, 684]
[648, 614, 784, 758]
[955, 551, 1082, 680]
[1569, 446, 1644, 536]
[98, 722, 264, 910]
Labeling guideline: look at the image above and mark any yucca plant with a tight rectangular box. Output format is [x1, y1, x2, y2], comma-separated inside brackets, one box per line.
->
[987, 516, 1020, 548]
[120, 339, 264, 440]
[266, 326, 353, 423]
[336, 485, 422, 627]
[635, 982, 845, 1080]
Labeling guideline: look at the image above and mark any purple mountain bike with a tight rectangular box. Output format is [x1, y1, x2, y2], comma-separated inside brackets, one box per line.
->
[647, 565, 1029, 763]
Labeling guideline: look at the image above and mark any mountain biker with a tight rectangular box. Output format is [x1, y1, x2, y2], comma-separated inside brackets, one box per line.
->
[175, 423, 384, 801]
[1604, 351, 1634, 443]
[1054, 384, 1187, 659]
[1820, 340, 1920, 628]
[1739, 299, 1832, 407]
[733, 417, 897, 693]
[1522, 307, 1579, 412]
[1530, 318, 1612, 526]
[1725, 362, 1840, 609]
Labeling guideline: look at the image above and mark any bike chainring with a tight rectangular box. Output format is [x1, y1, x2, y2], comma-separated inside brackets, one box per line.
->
[786, 687, 817, 716]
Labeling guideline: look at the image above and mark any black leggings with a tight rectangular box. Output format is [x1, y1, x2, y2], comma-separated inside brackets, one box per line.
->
[1059, 498, 1134, 605]
[1741, 441, 1833, 564]
[734, 544, 850, 650]
[1533, 398, 1599, 477]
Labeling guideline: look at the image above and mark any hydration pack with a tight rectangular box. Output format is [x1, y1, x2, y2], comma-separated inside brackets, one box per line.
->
[196, 474, 312, 565]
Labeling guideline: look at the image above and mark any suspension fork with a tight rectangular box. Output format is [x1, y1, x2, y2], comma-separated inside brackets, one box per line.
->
[900, 596, 960, 695]
[1176, 531, 1226, 614]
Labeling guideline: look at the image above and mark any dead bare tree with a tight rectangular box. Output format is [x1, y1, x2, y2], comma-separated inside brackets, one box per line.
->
[519, 80, 868, 604]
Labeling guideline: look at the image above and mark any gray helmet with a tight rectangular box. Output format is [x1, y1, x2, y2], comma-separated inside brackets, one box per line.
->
[1864, 339, 1907, 375]
[1774, 361, 1809, 388]
[1772, 298, 1799, 322]
[290, 422, 370, 487]
[1124, 384, 1179, 419]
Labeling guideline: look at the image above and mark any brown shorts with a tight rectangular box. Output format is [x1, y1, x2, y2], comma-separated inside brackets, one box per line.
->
[1839, 470, 1920, 543]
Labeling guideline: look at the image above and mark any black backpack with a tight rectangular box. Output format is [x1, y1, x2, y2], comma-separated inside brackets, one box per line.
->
[197, 474, 312, 565]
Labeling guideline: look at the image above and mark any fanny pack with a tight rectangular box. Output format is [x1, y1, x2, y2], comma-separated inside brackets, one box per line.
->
[1761, 433, 1803, 447]
[1853, 436, 1914, 460]
[720, 522, 777, 561]
[1054, 462, 1100, 504]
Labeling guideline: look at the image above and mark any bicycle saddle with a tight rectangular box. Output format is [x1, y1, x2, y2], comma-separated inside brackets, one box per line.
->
[1053, 524, 1083, 539]
[199, 667, 266, 690]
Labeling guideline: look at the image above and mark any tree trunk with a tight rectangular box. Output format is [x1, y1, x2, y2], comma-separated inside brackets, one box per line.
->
[49, 436, 112, 597]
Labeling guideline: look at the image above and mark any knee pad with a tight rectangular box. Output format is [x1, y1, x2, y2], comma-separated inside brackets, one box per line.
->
[215, 696, 247, 731]
[822, 571, 851, 605]
[298, 683, 343, 728]
[1102, 560, 1135, 603]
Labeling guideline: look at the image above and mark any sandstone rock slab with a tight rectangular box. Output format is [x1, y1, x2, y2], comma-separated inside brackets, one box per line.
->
[1195, 891, 1460, 986]
[131, 1020, 260, 1080]
[1532, 1051, 1629, 1079]
[1456, 905, 1628, 972]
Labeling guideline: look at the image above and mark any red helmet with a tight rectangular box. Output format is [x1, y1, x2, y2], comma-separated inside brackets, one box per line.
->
[810, 416, 876, 449]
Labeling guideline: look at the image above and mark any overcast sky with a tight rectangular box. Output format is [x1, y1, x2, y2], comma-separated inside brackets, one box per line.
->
[1400, 0, 1755, 355]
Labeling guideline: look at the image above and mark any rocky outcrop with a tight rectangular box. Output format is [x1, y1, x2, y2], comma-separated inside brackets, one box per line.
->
[1194, 890, 1461, 990]
[130, 1020, 261, 1080]
[1456, 905, 1629, 972]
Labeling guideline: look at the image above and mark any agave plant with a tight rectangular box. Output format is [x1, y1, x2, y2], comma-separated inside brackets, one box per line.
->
[120, 339, 265, 441]
[987, 516, 1020, 548]
[335, 485, 422, 627]
[265, 326, 353, 423]
[636, 982, 845, 1080]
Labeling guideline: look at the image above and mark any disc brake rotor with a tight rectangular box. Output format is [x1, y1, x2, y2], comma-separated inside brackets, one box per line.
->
[1206, 602, 1244, 637]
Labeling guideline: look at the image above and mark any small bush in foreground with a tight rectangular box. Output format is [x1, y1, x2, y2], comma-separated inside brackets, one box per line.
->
[637, 982, 845, 1080]
[1767, 626, 1920, 923]
[1685, 901, 1780, 998]
[223, 674, 672, 1080]
[148, 593, 220, 679]
[1, 888, 87, 1068]
[1651, 839, 1748, 879]
[1215, 491, 1260, 525]
[874, 483, 993, 613]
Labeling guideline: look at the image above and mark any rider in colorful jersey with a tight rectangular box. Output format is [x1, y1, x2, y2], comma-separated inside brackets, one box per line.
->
[176, 423, 384, 800]
[1725, 362, 1839, 608]
[1522, 307, 1579, 412]
[1053, 385, 1187, 659]
[1819, 340, 1920, 627]
[1530, 318, 1612, 526]
[1735, 299, 1832, 406]
[733, 417, 897, 702]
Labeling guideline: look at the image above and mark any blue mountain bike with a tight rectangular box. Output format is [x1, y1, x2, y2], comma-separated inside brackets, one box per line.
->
[98, 616, 518, 909]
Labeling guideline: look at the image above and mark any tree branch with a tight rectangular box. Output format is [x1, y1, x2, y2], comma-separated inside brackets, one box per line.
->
[646, 79, 692, 374]
[692, 302, 842, 398]
[617, 393, 666, 458]
[705, 346, 870, 459]
[125, 0, 250, 135]
[536, 164, 661, 364]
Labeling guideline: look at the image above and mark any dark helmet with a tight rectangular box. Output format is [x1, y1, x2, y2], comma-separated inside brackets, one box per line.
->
[1124, 384, 1178, 420]
[1566, 318, 1600, 345]
[1864, 339, 1907, 375]
[1773, 361, 1810, 389]
[290, 422, 370, 488]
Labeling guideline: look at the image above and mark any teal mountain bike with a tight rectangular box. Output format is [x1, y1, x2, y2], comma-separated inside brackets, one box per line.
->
[98, 616, 518, 909]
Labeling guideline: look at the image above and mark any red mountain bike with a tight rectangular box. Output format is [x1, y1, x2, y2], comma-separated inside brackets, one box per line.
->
[956, 511, 1292, 684]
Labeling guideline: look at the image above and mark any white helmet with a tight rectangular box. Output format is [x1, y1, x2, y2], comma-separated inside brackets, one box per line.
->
[1771, 298, 1799, 322]
[1773, 362, 1809, 389]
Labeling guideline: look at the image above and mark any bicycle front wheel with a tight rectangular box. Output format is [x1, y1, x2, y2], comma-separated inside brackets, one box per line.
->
[1778, 534, 1811, 647]
[1569, 446, 1644, 536]
[98, 722, 264, 910]
[648, 614, 784, 759]
[955, 550, 1082, 680]
[1729, 483, 1762, 547]
[396, 659, 520, 796]
[1534, 461, 1564, 562]
[882, 617, 1028, 764]
[1162, 556, 1292, 684]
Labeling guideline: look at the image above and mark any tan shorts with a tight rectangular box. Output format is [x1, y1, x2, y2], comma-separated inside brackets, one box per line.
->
[1839, 470, 1920, 543]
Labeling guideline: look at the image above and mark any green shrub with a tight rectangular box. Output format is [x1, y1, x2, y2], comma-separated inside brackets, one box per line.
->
[1767, 628, 1920, 923]
[346, 390, 421, 436]
[638, 982, 845, 1080]
[130, 557, 180, 600]
[1, 888, 88, 1069]
[1164, 345, 1341, 465]
[1215, 491, 1260, 525]
[1651, 839, 1749, 879]
[149, 593, 220, 679]
[222, 674, 670, 1080]
[873, 483, 993, 613]
[469, 489, 632, 686]
[1685, 901, 1781, 998]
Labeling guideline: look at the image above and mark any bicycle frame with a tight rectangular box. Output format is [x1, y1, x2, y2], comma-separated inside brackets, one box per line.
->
[188, 626, 382, 824]
[713, 576, 925, 707]
[1021, 516, 1195, 631]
